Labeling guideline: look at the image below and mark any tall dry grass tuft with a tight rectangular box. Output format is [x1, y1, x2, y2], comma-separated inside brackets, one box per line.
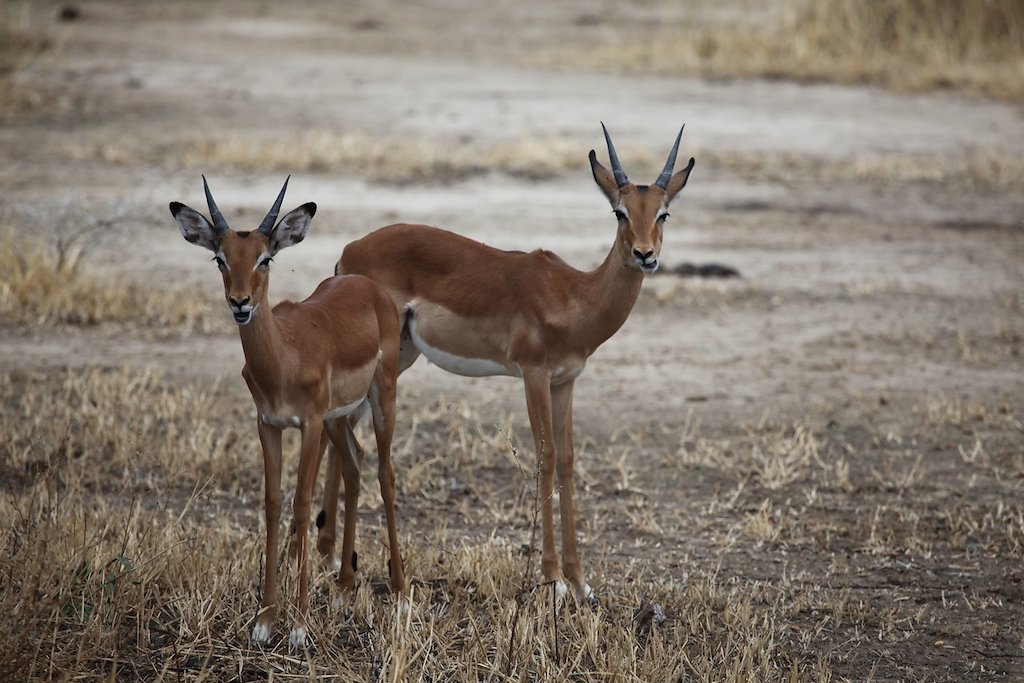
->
[542, 0, 1024, 102]
[778, 0, 1024, 96]
[0, 229, 220, 330]
[1, 368, 257, 495]
[185, 132, 588, 182]
[0, 3, 49, 116]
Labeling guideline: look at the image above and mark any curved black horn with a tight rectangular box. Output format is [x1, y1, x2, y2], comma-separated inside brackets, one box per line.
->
[654, 125, 685, 190]
[601, 122, 629, 188]
[258, 176, 290, 235]
[203, 175, 230, 235]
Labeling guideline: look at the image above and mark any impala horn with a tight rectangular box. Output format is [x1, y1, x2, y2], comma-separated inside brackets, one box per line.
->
[654, 125, 685, 190]
[203, 175, 230, 235]
[601, 122, 629, 188]
[258, 176, 290, 236]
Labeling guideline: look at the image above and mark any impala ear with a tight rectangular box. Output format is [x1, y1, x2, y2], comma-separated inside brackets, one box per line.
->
[267, 202, 316, 255]
[589, 150, 620, 205]
[170, 202, 220, 252]
[664, 157, 695, 202]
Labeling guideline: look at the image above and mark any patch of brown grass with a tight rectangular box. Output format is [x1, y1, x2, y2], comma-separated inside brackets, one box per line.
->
[3, 364, 1023, 680]
[697, 147, 1024, 192]
[182, 132, 588, 183]
[0, 2, 50, 117]
[540, 0, 1024, 103]
[0, 229, 220, 330]
[0, 369, 832, 682]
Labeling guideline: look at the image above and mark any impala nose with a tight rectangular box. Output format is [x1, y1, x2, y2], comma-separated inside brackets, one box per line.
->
[228, 296, 255, 325]
[632, 248, 659, 273]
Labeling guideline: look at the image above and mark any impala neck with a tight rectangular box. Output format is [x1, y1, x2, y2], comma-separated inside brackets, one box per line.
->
[237, 295, 286, 391]
[580, 233, 645, 352]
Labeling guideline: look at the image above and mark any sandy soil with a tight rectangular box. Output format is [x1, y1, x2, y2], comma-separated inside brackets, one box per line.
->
[2, 1, 1023, 679]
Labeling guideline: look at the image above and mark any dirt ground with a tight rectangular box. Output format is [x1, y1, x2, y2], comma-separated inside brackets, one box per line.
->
[2, 1, 1023, 680]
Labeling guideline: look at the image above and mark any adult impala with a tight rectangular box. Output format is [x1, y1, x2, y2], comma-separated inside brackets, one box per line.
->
[170, 178, 406, 648]
[338, 125, 694, 602]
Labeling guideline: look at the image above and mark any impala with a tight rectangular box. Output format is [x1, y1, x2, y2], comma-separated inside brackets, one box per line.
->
[337, 125, 694, 602]
[170, 177, 406, 648]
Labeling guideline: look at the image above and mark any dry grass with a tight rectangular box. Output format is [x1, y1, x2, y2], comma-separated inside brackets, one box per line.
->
[61, 124, 1024, 191]
[183, 132, 588, 183]
[0, 228, 220, 331]
[2, 363, 1022, 680]
[541, 0, 1024, 103]
[0, 1, 50, 117]
[176, 131, 1024, 191]
[696, 147, 1024, 192]
[1, 369, 834, 682]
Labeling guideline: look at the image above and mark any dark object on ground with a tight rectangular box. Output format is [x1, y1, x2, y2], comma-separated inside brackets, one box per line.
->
[658, 262, 741, 278]
[633, 602, 667, 633]
[58, 5, 81, 21]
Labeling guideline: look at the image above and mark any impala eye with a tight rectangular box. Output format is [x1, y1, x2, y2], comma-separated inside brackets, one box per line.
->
[258, 256, 273, 269]
[213, 255, 227, 269]
[613, 209, 627, 222]
[657, 213, 670, 223]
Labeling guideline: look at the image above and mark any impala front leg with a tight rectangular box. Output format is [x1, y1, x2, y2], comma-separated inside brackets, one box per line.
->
[323, 417, 362, 598]
[551, 380, 594, 604]
[522, 368, 562, 592]
[253, 418, 283, 644]
[288, 417, 324, 649]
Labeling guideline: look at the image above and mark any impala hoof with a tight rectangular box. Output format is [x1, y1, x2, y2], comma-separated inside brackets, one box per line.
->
[331, 593, 348, 613]
[288, 625, 308, 649]
[251, 621, 272, 644]
[577, 583, 598, 607]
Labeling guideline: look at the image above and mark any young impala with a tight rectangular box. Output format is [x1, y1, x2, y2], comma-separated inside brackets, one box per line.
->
[338, 125, 694, 603]
[170, 178, 406, 648]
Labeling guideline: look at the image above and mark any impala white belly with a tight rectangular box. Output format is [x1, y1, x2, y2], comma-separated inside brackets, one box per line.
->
[261, 413, 301, 429]
[551, 365, 584, 384]
[408, 313, 521, 378]
[324, 397, 367, 421]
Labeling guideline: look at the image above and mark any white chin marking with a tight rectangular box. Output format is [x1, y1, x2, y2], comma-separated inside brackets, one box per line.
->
[231, 303, 257, 325]
[288, 625, 307, 649]
[251, 622, 272, 644]
[554, 580, 568, 599]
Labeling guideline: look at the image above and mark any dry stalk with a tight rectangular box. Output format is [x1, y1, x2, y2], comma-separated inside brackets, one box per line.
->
[502, 430, 545, 680]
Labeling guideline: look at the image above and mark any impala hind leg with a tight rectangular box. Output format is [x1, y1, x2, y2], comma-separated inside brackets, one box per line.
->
[317, 404, 368, 569]
[369, 376, 406, 596]
[397, 313, 422, 376]
[316, 431, 342, 572]
[324, 417, 362, 598]
[253, 419, 283, 644]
